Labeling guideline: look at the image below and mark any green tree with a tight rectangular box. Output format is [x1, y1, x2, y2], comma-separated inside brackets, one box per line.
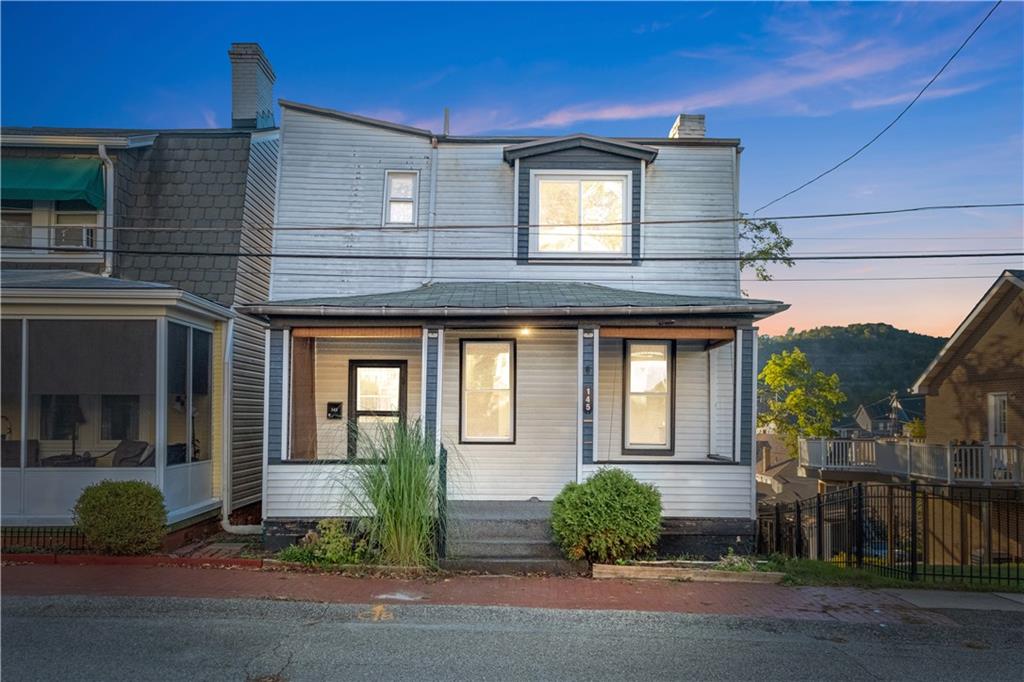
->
[739, 219, 794, 281]
[758, 348, 846, 458]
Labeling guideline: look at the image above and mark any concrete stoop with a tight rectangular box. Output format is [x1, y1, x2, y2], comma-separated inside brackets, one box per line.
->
[444, 501, 587, 575]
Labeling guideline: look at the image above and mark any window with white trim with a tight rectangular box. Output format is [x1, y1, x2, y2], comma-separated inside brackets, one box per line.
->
[530, 172, 630, 256]
[623, 340, 674, 453]
[1, 200, 32, 248]
[461, 340, 515, 443]
[383, 171, 418, 226]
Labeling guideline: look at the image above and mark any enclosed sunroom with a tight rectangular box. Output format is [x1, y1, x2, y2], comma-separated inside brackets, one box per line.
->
[0, 270, 232, 526]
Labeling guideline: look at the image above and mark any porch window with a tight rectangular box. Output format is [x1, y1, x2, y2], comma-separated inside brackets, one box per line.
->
[347, 361, 407, 457]
[623, 340, 674, 454]
[531, 172, 630, 257]
[26, 319, 156, 467]
[461, 340, 515, 443]
[1, 320, 22, 467]
[52, 199, 98, 249]
[166, 322, 213, 465]
[383, 171, 418, 226]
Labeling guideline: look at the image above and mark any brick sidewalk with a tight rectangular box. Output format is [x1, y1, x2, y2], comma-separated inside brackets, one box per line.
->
[0, 563, 955, 626]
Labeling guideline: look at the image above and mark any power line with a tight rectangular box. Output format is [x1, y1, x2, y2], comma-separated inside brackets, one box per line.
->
[4, 244, 1021, 263]
[15, 201, 1022, 234]
[752, 0, 1004, 215]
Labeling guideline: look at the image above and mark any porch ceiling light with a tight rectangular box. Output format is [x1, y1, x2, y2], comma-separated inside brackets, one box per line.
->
[519, 327, 531, 336]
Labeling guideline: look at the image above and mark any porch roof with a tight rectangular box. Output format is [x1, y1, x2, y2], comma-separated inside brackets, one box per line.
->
[241, 281, 788, 319]
[0, 269, 233, 319]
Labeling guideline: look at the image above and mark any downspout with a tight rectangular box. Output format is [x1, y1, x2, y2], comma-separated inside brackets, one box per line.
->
[425, 136, 439, 282]
[219, 318, 261, 535]
[97, 144, 115, 277]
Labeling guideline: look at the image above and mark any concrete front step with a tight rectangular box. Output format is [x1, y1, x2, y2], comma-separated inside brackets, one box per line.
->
[448, 538, 563, 560]
[447, 518, 553, 542]
[440, 557, 588, 576]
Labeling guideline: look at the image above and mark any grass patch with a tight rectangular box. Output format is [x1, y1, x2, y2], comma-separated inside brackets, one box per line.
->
[767, 557, 1024, 593]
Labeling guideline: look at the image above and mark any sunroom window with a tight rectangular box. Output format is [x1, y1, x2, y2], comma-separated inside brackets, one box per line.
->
[1, 200, 32, 248]
[384, 171, 418, 226]
[532, 172, 629, 256]
[461, 340, 515, 443]
[624, 340, 673, 453]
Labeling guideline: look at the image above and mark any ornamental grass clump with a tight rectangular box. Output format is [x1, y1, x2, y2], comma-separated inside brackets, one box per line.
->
[73, 480, 167, 555]
[350, 420, 440, 567]
[551, 468, 662, 564]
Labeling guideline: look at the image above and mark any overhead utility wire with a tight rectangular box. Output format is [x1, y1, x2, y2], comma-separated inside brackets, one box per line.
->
[4, 244, 1021, 263]
[26, 202, 1022, 234]
[752, 0, 1004, 215]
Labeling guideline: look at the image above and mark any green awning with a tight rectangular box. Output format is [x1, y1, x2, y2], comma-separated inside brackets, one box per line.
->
[1, 158, 106, 209]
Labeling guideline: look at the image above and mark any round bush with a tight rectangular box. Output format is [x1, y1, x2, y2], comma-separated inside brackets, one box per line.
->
[550, 468, 662, 563]
[73, 480, 167, 555]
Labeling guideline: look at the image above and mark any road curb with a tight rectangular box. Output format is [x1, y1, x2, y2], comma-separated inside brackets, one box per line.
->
[2, 553, 264, 569]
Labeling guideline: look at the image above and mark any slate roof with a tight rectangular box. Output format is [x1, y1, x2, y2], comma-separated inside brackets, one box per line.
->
[1, 268, 172, 290]
[244, 281, 787, 317]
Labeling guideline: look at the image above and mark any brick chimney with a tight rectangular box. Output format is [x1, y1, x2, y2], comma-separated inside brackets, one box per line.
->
[228, 43, 275, 129]
[668, 114, 706, 138]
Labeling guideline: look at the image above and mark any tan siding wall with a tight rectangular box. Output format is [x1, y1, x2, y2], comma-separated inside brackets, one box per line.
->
[926, 290, 1024, 444]
[442, 330, 577, 500]
[264, 464, 364, 517]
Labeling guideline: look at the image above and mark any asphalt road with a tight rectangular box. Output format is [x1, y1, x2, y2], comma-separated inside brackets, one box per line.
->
[3, 596, 1022, 681]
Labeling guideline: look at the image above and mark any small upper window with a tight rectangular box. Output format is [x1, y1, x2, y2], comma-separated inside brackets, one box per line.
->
[531, 172, 629, 257]
[384, 171, 418, 226]
[52, 199, 98, 249]
[1, 200, 32, 248]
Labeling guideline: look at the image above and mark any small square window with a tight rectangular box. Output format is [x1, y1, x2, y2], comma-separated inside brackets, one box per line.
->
[384, 171, 418, 226]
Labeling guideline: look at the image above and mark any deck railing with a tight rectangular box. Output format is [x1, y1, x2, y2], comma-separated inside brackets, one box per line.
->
[799, 438, 1023, 486]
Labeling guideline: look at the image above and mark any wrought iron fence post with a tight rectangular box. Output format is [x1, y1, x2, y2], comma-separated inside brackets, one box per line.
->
[910, 481, 918, 582]
[816, 493, 824, 561]
[795, 500, 803, 557]
[855, 483, 864, 569]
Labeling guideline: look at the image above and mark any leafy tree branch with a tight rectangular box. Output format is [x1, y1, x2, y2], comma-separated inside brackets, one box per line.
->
[739, 219, 794, 281]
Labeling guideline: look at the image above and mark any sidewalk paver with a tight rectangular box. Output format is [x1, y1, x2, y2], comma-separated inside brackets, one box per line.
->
[884, 589, 1024, 612]
[1, 563, 958, 625]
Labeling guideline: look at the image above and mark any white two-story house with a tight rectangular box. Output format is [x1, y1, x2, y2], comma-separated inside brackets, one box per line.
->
[245, 100, 787, 559]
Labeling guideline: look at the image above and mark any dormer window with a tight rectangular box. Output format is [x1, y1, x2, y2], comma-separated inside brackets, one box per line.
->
[529, 171, 630, 257]
[383, 170, 418, 227]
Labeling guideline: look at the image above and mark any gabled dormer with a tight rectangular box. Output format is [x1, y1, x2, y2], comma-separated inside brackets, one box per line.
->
[503, 134, 658, 265]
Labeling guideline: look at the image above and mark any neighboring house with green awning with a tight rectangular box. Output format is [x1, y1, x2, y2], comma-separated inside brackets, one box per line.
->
[0, 43, 279, 531]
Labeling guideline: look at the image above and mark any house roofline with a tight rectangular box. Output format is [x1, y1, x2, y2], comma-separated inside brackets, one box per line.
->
[239, 302, 789, 319]
[912, 269, 1024, 393]
[278, 98, 741, 147]
[1, 287, 234, 320]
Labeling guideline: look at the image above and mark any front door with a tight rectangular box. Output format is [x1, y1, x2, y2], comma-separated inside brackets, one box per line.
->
[347, 360, 407, 458]
[988, 392, 1008, 445]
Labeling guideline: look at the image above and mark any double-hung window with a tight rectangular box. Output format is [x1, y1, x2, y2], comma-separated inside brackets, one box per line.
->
[461, 340, 515, 443]
[1, 200, 33, 248]
[531, 171, 630, 257]
[623, 340, 674, 454]
[383, 171, 418, 226]
[347, 361, 407, 458]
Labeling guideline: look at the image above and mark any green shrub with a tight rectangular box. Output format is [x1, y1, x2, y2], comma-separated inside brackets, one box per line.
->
[714, 547, 758, 572]
[551, 468, 662, 563]
[277, 544, 317, 564]
[73, 480, 167, 555]
[277, 520, 370, 566]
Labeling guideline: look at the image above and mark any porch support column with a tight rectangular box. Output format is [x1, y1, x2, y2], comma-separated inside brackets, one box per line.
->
[737, 327, 756, 467]
[266, 328, 286, 462]
[422, 327, 443, 451]
[579, 327, 598, 474]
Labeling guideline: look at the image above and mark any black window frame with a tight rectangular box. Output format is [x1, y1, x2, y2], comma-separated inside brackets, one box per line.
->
[346, 360, 408, 459]
[621, 339, 676, 456]
[459, 338, 517, 445]
[100, 394, 140, 441]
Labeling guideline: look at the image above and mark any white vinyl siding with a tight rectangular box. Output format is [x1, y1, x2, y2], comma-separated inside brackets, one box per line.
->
[599, 338, 735, 461]
[581, 463, 753, 518]
[444, 330, 576, 500]
[270, 107, 740, 299]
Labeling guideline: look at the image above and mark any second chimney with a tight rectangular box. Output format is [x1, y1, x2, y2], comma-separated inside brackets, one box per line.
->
[228, 43, 276, 129]
[668, 114, 706, 138]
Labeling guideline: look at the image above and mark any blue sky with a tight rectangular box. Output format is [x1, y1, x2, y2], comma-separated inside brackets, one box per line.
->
[3, 1, 1022, 336]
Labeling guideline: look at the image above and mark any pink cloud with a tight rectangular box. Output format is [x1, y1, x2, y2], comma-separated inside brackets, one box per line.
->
[849, 81, 990, 110]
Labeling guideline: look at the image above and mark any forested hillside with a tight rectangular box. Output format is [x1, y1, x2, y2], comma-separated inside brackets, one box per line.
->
[757, 323, 947, 411]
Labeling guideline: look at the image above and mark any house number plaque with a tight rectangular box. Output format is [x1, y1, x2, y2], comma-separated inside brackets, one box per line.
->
[583, 386, 593, 414]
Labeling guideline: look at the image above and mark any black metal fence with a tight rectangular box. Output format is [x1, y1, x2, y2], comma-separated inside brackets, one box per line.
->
[1, 525, 87, 551]
[758, 483, 1024, 586]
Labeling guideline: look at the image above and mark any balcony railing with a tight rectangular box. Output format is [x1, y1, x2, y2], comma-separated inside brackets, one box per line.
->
[798, 438, 1023, 486]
